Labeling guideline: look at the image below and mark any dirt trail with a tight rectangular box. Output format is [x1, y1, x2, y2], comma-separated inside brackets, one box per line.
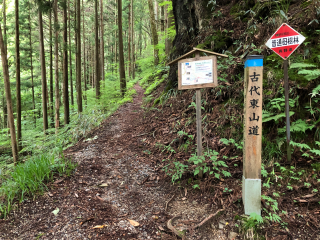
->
[0, 84, 233, 240]
[0, 85, 167, 239]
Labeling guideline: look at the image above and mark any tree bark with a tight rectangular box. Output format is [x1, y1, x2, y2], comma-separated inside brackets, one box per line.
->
[49, 10, 54, 127]
[95, 0, 100, 98]
[38, 7, 49, 133]
[15, 0, 21, 149]
[29, 2, 36, 127]
[68, 1, 74, 105]
[128, 2, 131, 77]
[0, 24, 19, 164]
[76, 0, 83, 112]
[165, 1, 174, 57]
[63, 0, 70, 124]
[54, 0, 60, 132]
[82, 0, 86, 94]
[100, 0, 105, 85]
[118, 0, 126, 97]
[161, 5, 165, 32]
[115, 0, 117, 65]
[147, 0, 159, 66]
[2, 0, 7, 129]
[131, 0, 135, 79]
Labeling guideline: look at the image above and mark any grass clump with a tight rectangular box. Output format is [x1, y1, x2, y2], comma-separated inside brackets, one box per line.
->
[0, 150, 76, 219]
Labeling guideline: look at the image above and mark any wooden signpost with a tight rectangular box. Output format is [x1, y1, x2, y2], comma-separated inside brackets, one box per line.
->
[243, 55, 264, 216]
[169, 48, 228, 178]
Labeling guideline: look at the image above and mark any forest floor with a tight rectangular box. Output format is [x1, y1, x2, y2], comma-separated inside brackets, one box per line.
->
[0, 84, 226, 240]
[0, 84, 319, 240]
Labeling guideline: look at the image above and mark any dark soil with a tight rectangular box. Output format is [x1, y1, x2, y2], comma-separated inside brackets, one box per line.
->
[0, 83, 319, 240]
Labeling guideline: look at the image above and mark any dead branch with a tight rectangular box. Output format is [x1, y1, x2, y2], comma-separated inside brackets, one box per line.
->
[193, 208, 225, 229]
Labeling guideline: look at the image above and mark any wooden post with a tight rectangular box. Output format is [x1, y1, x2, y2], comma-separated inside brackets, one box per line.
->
[243, 55, 264, 216]
[284, 59, 291, 162]
[195, 52, 203, 178]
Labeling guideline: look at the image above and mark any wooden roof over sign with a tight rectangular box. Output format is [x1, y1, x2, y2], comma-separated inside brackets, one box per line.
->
[167, 47, 228, 66]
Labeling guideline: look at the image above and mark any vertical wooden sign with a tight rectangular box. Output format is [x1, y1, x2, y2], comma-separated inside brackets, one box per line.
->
[243, 55, 264, 216]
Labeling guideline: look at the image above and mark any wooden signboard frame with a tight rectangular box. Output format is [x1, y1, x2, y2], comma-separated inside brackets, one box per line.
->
[169, 48, 228, 178]
[178, 55, 218, 90]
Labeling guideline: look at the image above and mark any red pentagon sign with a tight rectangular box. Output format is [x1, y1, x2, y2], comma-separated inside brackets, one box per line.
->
[265, 23, 306, 60]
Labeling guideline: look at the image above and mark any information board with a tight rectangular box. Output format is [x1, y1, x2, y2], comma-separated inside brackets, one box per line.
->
[178, 56, 217, 90]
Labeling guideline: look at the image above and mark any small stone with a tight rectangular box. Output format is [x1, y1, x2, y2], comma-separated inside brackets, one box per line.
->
[219, 220, 226, 229]
[228, 231, 238, 239]
[219, 222, 224, 229]
[211, 223, 215, 229]
[192, 201, 197, 205]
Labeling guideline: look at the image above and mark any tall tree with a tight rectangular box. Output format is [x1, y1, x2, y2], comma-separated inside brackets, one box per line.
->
[147, 0, 159, 66]
[15, 0, 21, 149]
[100, 0, 104, 85]
[38, 2, 49, 133]
[49, 10, 54, 127]
[68, 1, 74, 105]
[128, 2, 131, 77]
[76, 0, 82, 112]
[63, 0, 70, 124]
[118, 0, 126, 97]
[131, 0, 135, 79]
[28, 2, 36, 126]
[54, 0, 60, 132]
[114, 0, 117, 65]
[82, 0, 86, 94]
[95, 0, 100, 98]
[0, 24, 19, 164]
[165, 1, 174, 57]
[3, 0, 7, 128]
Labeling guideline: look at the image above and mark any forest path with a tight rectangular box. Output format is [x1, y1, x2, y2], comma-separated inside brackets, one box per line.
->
[0, 84, 231, 240]
[0, 84, 172, 239]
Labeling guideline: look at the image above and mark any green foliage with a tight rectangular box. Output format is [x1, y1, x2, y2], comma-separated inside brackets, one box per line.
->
[220, 138, 243, 150]
[0, 152, 76, 218]
[162, 158, 188, 183]
[145, 73, 168, 95]
[290, 62, 320, 81]
[240, 212, 263, 239]
[188, 149, 231, 178]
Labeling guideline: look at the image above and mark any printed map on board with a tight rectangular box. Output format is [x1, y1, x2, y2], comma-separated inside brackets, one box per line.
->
[181, 59, 213, 86]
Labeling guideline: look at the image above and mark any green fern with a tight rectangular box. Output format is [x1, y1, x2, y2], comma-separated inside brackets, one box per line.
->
[263, 111, 294, 123]
[298, 69, 320, 81]
[290, 141, 311, 150]
[310, 149, 320, 156]
[278, 119, 314, 133]
[311, 84, 320, 98]
[290, 62, 320, 81]
[290, 63, 316, 69]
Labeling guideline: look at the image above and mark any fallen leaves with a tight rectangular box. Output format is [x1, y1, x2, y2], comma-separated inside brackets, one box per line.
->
[99, 183, 109, 187]
[92, 225, 108, 229]
[52, 208, 59, 216]
[128, 219, 140, 227]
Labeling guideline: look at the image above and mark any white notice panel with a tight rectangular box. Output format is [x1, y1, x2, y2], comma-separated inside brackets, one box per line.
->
[181, 59, 213, 86]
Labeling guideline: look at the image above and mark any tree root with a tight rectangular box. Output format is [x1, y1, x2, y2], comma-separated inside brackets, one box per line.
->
[166, 208, 224, 239]
[167, 215, 187, 240]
